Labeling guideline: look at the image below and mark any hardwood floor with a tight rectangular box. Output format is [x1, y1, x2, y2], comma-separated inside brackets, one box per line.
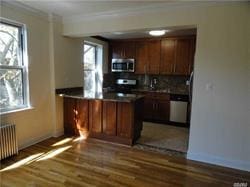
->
[1, 136, 249, 187]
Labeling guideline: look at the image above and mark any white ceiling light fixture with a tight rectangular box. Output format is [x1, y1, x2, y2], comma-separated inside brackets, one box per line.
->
[149, 30, 166, 36]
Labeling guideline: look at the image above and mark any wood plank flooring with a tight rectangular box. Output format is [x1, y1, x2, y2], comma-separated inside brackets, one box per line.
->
[1, 136, 250, 187]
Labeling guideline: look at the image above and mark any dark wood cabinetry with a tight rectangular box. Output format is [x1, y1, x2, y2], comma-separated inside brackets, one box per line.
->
[160, 37, 195, 75]
[110, 36, 195, 75]
[160, 39, 176, 74]
[102, 101, 117, 136]
[117, 102, 133, 138]
[111, 42, 135, 59]
[63, 97, 143, 145]
[134, 92, 170, 122]
[89, 100, 102, 134]
[135, 42, 148, 74]
[174, 38, 195, 75]
[135, 40, 161, 74]
[64, 97, 89, 136]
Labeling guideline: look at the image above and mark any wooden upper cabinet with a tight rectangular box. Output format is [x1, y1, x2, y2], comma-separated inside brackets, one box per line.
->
[89, 100, 102, 134]
[160, 39, 176, 75]
[135, 41, 148, 74]
[174, 38, 193, 75]
[111, 42, 135, 59]
[102, 101, 117, 136]
[148, 41, 160, 74]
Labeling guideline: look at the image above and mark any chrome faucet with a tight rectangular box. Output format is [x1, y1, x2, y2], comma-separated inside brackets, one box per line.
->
[150, 78, 158, 90]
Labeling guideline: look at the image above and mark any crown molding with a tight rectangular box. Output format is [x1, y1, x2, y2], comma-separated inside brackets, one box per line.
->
[1, 1, 49, 21]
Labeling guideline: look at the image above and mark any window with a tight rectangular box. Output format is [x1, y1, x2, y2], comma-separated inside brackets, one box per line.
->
[83, 42, 103, 97]
[0, 19, 29, 113]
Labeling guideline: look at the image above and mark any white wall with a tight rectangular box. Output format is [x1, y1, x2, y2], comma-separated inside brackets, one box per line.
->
[52, 19, 83, 89]
[63, 2, 250, 171]
[0, 4, 54, 148]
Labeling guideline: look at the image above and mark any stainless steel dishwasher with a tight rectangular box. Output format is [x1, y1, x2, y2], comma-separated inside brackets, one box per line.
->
[170, 94, 188, 124]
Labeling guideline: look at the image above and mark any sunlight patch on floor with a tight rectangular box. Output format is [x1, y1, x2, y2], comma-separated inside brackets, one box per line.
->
[36, 146, 72, 161]
[52, 138, 73, 147]
[0, 153, 44, 172]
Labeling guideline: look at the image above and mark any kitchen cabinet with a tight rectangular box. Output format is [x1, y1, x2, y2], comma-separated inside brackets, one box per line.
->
[111, 42, 135, 59]
[89, 100, 102, 134]
[63, 96, 143, 145]
[174, 38, 195, 75]
[148, 41, 161, 74]
[102, 101, 117, 136]
[160, 37, 195, 75]
[117, 102, 133, 138]
[135, 92, 170, 122]
[135, 40, 161, 74]
[160, 39, 176, 74]
[64, 97, 89, 135]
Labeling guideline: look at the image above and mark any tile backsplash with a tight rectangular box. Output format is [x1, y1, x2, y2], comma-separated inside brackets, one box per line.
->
[103, 73, 189, 93]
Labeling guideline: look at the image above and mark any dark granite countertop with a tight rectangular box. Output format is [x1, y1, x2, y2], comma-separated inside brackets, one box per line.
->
[132, 88, 189, 96]
[57, 89, 144, 103]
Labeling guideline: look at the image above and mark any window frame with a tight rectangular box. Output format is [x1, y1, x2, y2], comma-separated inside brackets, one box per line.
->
[0, 18, 30, 114]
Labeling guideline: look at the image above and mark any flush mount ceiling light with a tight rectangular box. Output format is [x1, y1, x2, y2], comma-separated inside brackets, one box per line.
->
[149, 30, 166, 36]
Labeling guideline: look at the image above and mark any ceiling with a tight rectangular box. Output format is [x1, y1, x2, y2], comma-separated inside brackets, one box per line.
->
[14, 1, 170, 18]
[9, 1, 197, 39]
[100, 27, 196, 40]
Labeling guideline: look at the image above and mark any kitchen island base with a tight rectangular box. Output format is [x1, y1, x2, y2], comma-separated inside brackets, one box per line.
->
[63, 95, 143, 146]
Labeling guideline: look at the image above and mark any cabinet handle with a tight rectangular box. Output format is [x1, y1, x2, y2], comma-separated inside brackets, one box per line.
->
[174, 64, 176, 73]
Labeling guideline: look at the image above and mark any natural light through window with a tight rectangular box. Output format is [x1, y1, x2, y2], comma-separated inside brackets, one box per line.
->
[0, 19, 29, 113]
[83, 42, 103, 97]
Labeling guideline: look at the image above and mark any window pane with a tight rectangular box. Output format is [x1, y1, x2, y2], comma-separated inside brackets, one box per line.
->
[84, 44, 95, 70]
[0, 23, 21, 66]
[83, 70, 95, 97]
[0, 68, 24, 110]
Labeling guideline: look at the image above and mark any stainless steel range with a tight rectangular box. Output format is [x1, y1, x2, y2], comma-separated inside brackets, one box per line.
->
[115, 79, 137, 93]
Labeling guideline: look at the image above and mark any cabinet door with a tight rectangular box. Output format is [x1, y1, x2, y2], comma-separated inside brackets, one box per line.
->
[155, 100, 170, 121]
[103, 101, 117, 136]
[117, 102, 133, 138]
[135, 42, 148, 74]
[89, 100, 102, 134]
[111, 42, 135, 59]
[160, 39, 176, 75]
[148, 41, 160, 74]
[63, 97, 76, 135]
[174, 38, 192, 75]
[111, 43, 124, 59]
[143, 98, 155, 120]
[76, 99, 89, 135]
[124, 42, 135, 59]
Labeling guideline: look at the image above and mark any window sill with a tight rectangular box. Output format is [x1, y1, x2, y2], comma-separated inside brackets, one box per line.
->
[0, 106, 34, 115]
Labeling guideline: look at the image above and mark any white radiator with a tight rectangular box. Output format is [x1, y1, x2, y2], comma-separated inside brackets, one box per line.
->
[0, 124, 18, 160]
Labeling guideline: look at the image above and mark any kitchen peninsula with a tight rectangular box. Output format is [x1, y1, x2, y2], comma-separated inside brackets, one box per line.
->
[57, 89, 144, 145]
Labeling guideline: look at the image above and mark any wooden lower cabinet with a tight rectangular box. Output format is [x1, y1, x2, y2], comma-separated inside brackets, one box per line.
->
[64, 97, 76, 135]
[89, 100, 102, 134]
[102, 101, 117, 136]
[64, 97, 143, 145]
[117, 102, 133, 138]
[64, 97, 89, 136]
[155, 100, 170, 121]
[134, 92, 170, 122]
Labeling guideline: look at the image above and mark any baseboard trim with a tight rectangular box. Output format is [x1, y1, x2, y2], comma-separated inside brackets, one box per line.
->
[53, 129, 64, 137]
[187, 152, 250, 172]
[19, 133, 53, 150]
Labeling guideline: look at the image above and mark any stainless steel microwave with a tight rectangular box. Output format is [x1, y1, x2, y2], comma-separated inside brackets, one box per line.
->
[111, 59, 135, 72]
